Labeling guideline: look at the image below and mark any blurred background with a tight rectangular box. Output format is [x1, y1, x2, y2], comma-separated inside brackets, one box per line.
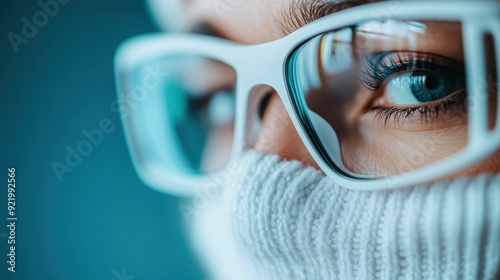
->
[0, 0, 205, 279]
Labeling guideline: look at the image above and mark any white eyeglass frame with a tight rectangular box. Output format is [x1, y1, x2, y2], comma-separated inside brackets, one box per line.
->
[115, 0, 500, 196]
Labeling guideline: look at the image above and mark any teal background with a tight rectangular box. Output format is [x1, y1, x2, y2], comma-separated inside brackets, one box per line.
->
[0, 0, 205, 279]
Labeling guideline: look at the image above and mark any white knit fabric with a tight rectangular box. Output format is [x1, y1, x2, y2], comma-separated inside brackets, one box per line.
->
[188, 150, 500, 280]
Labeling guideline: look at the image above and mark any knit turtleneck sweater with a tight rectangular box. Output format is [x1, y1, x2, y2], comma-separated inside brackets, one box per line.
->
[189, 151, 500, 280]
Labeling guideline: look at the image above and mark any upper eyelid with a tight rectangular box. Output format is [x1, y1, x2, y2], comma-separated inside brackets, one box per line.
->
[190, 23, 220, 37]
[360, 52, 466, 92]
[189, 22, 235, 42]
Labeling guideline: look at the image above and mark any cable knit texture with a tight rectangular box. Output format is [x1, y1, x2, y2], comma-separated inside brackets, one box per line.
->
[189, 151, 500, 280]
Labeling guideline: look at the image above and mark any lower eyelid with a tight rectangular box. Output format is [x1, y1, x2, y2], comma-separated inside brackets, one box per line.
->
[364, 88, 467, 127]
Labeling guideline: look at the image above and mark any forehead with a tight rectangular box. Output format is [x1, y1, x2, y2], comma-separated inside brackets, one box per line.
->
[148, 0, 293, 43]
[149, 0, 458, 44]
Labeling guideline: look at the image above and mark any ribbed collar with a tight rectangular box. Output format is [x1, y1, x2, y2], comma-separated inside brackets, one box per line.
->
[190, 151, 500, 280]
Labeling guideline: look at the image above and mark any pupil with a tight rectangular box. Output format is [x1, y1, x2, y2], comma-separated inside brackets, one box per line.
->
[410, 70, 445, 102]
[412, 70, 440, 90]
[424, 74, 440, 90]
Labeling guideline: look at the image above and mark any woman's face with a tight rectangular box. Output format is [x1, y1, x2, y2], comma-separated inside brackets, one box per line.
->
[152, 0, 500, 178]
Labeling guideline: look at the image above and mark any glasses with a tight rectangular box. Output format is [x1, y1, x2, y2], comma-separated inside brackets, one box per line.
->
[115, 1, 500, 195]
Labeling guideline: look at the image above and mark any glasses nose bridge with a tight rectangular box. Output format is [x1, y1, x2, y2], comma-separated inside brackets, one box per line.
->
[229, 43, 293, 156]
[236, 44, 288, 93]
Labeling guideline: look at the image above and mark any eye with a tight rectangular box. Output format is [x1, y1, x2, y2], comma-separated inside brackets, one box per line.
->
[384, 68, 465, 106]
[258, 93, 272, 119]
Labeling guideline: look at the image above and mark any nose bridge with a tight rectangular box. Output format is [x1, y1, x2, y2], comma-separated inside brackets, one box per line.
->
[230, 42, 320, 168]
[234, 42, 294, 125]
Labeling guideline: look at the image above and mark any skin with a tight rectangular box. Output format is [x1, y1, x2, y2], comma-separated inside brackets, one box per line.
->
[154, 0, 500, 179]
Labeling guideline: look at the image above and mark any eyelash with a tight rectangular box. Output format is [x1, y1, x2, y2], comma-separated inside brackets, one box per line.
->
[359, 52, 467, 125]
[280, 0, 366, 34]
[370, 92, 466, 126]
[360, 52, 441, 92]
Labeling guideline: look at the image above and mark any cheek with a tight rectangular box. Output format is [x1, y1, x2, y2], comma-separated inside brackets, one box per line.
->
[339, 124, 469, 175]
[251, 93, 498, 177]
[455, 150, 500, 176]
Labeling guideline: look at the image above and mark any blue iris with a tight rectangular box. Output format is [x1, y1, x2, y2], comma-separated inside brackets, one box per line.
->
[409, 70, 463, 103]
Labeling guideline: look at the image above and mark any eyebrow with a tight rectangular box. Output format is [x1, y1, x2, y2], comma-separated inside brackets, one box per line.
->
[279, 0, 382, 35]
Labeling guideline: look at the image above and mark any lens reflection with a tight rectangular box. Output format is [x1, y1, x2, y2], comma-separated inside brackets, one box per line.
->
[289, 20, 479, 177]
